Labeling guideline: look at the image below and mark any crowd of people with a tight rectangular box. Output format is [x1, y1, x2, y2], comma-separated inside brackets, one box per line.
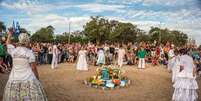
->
[1, 38, 201, 73]
[23, 42, 201, 72]
[0, 31, 201, 101]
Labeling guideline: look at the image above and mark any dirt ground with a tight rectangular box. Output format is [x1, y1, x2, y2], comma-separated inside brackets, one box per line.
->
[0, 63, 201, 101]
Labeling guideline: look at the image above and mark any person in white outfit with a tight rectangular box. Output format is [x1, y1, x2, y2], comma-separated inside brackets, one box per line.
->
[172, 49, 198, 101]
[168, 46, 175, 70]
[51, 43, 58, 69]
[76, 46, 88, 71]
[117, 45, 125, 67]
[3, 32, 47, 101]
[168, 50, 180, 83]
[96, 48, 105, 66]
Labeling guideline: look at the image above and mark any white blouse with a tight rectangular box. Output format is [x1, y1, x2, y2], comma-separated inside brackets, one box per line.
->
[8, 45, 36, 81]
[177, 55, 195, 79]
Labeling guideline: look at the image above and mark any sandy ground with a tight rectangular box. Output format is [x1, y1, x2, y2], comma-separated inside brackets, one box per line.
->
[0, 63, 201, 101]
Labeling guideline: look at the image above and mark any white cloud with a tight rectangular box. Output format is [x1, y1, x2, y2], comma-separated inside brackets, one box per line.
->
[17, 13, 201, 44]
[119, 0, 192, 6]
[124, 8, 200, 21]
[1, 0, 200, 44]
[103, 0, 142, 5]
[0, 1, 126, 15]
[0, 0, 46, 13]
[0, 0, 74, 14]
[104, 16, 201, 44]
[76, 3, 125, 13]
[18, 14, 90, 34]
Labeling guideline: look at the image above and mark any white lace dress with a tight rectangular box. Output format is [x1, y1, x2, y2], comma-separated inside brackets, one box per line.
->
[3, 46, 48, 101]
[76, 50, 88, 71]
[172, 55, 198, 101]
[118, 49, 125, 67]
[96, 49, 105, 65]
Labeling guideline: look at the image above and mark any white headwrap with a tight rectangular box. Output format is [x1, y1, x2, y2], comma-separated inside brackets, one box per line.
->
[18, 33, 30, 44]
[177, 55, 195, 78]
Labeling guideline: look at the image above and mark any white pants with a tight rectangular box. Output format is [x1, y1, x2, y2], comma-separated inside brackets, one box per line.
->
[138, 58, 145, 69]
[51, 55, 58, 69]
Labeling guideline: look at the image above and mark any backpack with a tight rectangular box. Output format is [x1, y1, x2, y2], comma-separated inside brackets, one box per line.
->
[0, 43, 6, 57]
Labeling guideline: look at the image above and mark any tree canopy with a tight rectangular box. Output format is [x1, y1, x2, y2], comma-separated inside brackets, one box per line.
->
[0, 17, 191, 46]
[31, 25, 54, 42]
[148, 27, 188, 46]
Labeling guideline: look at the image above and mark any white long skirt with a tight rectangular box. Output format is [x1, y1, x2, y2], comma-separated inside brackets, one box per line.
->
[172, 78, 198, 101]
[97, 53, 105, 65]
[118, 56, 124, 67]
[51, 54, 58, 69]
[76, 55, 88, 71]
[3, 79, 48, 101]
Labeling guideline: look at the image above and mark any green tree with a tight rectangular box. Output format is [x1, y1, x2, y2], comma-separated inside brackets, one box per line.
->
[172, 30, 188, 46]
[149, 27, 161, 42]
[84, 16, 110, 44]
[110, 22, 139, 42]
[149, 27, 188, 46]
[31, 25, 54, 42]
[84, 16, 141, 43]
[136, 32, 151, 42]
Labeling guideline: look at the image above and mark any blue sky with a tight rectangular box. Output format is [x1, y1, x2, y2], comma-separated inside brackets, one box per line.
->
[0, 0, 201, 44]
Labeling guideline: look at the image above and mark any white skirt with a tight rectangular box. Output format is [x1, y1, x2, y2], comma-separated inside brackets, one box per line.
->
[76, 55, 88, 71]
[172, 78, 198, 101]
[3, 79, 48, 101]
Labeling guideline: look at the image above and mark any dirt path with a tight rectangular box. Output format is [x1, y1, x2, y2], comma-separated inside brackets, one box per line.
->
[0, 63, 200, 101]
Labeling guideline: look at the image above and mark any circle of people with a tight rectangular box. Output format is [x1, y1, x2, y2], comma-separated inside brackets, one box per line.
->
[0, 33, 200, 101]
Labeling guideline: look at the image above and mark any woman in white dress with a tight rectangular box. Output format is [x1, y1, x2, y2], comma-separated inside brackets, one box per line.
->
[168, 50, 180, 83]
[3, 32, 48, 101]
[117, 45, 125, 67]
[51, 43, 58, 69]
[168, 46, 175, 71]
[96, 47, 105, 66]
[172, 49, 198, 101]
[76, 46, 88, 71]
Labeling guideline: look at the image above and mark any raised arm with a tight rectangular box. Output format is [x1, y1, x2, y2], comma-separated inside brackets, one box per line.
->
[6, 28, 13, 45]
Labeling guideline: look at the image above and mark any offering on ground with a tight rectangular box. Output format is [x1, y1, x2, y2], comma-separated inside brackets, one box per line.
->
[84, 65, 131, 90]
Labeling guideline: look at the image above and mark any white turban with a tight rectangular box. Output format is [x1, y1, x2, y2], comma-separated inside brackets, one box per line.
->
[18, 33, 30, 44]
